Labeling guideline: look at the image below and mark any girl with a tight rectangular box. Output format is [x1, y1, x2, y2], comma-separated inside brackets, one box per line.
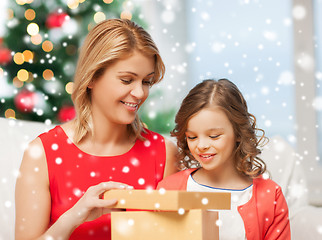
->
[15, 19, 178, 240]
[158, 79, 291, 239]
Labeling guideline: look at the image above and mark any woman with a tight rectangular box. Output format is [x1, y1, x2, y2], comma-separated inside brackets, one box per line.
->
[15, 19, 178, 240]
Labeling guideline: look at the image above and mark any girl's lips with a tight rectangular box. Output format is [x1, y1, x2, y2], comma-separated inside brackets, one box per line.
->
[198, 154, 216, 163]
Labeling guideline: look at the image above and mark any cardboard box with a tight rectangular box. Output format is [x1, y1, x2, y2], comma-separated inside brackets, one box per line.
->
[104, 189, 231, 211]
[111, 209, 219, 240]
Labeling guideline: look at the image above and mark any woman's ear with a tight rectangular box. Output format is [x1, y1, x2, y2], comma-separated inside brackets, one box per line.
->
[87, 80, 94, 89]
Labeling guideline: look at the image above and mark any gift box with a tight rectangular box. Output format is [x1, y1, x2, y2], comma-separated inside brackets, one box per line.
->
[104, 189, 231, 240]
[111, 209, 219, 240]
[104, 189, 230, 210]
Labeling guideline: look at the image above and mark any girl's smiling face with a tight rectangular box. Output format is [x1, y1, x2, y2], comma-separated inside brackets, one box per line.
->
[185, 107, 237, 173]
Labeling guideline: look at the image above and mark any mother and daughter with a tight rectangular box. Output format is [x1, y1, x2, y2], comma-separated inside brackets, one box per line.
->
[15, 18, 290, 239]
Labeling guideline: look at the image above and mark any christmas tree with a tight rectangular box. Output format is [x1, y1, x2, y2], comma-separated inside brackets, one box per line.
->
[0, 0, 146, 124]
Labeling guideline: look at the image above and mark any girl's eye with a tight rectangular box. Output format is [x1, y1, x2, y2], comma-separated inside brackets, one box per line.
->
[187, 136, 197, 140]
[210, 135, 220, 139]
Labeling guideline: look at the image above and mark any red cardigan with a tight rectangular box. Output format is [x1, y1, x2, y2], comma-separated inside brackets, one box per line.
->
[157, 168, 291, 240]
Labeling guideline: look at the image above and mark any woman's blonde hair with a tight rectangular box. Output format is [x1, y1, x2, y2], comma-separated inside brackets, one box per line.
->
[172, 79, 267, 178]
[71, 19, 165, 143]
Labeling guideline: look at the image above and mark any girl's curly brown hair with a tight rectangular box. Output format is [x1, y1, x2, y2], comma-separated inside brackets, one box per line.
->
[171, 79, 267, 178]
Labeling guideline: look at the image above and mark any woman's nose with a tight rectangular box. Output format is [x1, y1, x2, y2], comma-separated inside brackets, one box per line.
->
[130, 82, 146, 99]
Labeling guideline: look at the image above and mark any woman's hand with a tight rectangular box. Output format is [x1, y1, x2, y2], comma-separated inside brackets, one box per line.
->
[64, 181, 133, 226]
[16, 138, 133, 240]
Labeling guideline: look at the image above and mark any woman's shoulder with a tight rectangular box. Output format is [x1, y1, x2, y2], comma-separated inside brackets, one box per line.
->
[141, 128, 164, 140]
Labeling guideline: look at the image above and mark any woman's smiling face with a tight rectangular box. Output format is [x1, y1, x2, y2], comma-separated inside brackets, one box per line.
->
[89, 50, 155, 125]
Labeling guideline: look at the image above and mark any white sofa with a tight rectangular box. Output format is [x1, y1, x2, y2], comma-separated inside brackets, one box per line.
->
[0, 117, 321, 239]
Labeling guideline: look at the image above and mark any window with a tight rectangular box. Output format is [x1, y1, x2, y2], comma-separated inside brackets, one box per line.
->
[186, 0, 295, 142]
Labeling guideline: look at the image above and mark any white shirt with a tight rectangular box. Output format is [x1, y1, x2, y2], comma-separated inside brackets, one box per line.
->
[187, 174, 253, 240]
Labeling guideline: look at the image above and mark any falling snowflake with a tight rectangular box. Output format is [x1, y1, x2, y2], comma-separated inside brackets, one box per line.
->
[51, 143, 58, 151]
[122, 166, 130, 173]
[55, 157, 62, 165]
[138, 178, 145, 185]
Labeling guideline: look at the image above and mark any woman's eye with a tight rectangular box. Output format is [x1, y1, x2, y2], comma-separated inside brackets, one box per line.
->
[143, 80, 152, 86]
[120, 79, 132, 84]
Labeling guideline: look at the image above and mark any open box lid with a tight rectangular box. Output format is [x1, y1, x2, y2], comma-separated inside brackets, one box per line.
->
[104, 189, 231, 211]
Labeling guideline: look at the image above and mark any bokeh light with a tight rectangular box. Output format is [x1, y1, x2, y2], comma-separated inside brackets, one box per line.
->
[7, 9, 14, 19]
[4, 109, 16, 119]
[17, 69, 29, 82]
[42, 40, 54, 52]
[31, 34, 42, 45]
[66, 45, 77, 56]
[94, 12, 106, 23]
[13, 77, 24, 88]
[13, 52, 25, 65]
[25, 9, 36, 21]
[103, 0, 113, 3]
[23, 50, 33, 62]
[27, 23, 39, 36]
[65, 82, 74, 94]
[43, 69, 54, 80]
[120, 11, 132, 20]
[67, 0, 79, 9]
[16, 0, 34, 5]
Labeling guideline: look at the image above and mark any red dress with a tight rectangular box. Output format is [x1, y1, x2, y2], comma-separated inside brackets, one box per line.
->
[39, 126, 166, 239]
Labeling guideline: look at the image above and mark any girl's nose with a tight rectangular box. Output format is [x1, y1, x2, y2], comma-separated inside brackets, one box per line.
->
[197, 139, 210, 151]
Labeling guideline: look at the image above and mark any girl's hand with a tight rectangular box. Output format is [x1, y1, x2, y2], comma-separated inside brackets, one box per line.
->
[64, 181, 133, 226]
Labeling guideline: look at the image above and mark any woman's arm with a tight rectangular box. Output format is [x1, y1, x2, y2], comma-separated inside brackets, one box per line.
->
[15, 137, 131, 240]
[163, 137, 179, 178]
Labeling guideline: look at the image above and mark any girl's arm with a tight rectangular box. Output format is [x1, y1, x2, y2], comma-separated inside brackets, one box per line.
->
[265, 187, 291, 240]
[15, 138, 131, 240]
[163, 137, 179, 178]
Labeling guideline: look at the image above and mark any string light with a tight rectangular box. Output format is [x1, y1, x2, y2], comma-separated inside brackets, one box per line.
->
[23, 50, 33, 62]
[5, 109, 16, 119]
[43, 69, 54, 80]
[66, 45, 77, 56]
[31, 34, 42, 45]
[7, 9, 14, 20]
[27, 72, 34, 83]
[13, 77, 24, 88]
[65, 82, 74, 94]
[27, 23, 39, 36]
[17, 69, 29, 82]
[67, 0, 79, 9]
[25, 9, 36, 21]
[16, 0, 34, 4]
[94, 12, 106, 23]
[13, 52, 25, 65]
[42, 40, 54, 52]
[120, 11, 132, 20]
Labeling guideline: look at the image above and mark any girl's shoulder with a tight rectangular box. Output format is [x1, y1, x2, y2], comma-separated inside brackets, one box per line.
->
[253, 175, 282, 192]
[157, 168, 198, 190]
